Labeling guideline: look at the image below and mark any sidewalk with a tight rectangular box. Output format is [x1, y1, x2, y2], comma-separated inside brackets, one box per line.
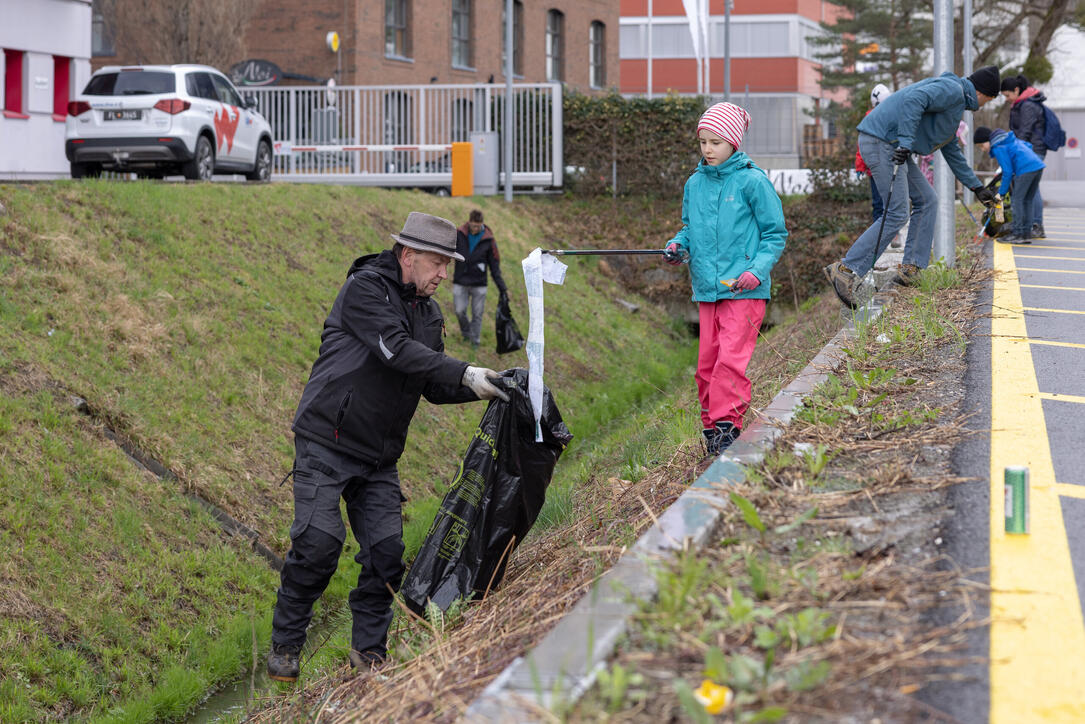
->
[953, 205, 1085, 723]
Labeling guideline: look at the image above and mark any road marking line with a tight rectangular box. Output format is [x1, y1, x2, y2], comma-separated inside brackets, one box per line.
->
[1020, 284, 1085, 292]
[1029, 339, 1085, 351]
[1039, 392, 1085, 405]
[991, 241, 1085, 722]
[1017, 245, 1085, 250]
[1024, 307, 1085, 316]
[1013, 256, 1085, 262]
[1017, 267, 1085, 275]
[1056, 484, 1085, 500]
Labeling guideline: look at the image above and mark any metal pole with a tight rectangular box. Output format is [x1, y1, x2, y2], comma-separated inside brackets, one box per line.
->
[962, 0, 974, 170]
[932, 0, 956, 267]
[647, 0, 653, 99]
[504, 0, 513, 201]
[724, 0, 731, 102]
[702, 0, 710, 96]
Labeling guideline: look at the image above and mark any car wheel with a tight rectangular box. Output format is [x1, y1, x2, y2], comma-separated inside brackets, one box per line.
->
[246, 140, 272, 182]
[71, 162, 103, 179]
[182, 136, 215, 181]
[433, 186, 451, 197]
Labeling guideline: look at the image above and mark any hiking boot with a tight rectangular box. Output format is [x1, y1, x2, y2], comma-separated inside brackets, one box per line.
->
[715, 421, 741, 454]
[267, 643, 301, 683]
[824, 261, 859, 309]
[996, 234, 1031, 245]
[1030, 223, 1046, 239]
[703, 427, 722, 457]
[349, 648, 385, 670]
[894, 263, 921, 287]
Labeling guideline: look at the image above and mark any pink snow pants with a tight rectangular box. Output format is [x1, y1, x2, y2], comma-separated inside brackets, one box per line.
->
[696, 298, 766, 429]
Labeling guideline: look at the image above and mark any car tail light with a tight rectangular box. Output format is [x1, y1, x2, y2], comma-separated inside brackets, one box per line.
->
[68, 101, 91, 116]
[153, 98, 191, 114]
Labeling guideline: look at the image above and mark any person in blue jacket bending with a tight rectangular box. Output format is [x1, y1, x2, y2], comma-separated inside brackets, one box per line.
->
[662, 102, 787, 457]
[825, 66, 1002, 308]
[973, 126, 1046, 244]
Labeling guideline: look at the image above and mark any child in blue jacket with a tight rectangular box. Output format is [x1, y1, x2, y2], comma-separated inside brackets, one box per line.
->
[663, 102, 788, 456]
[973, 126, 1046, 244]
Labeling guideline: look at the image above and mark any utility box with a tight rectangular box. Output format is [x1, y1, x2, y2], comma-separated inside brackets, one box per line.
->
[470, 131, 499, 195]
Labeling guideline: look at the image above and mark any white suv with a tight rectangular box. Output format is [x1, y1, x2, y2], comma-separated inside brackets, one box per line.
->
[65, 64, 274, 181]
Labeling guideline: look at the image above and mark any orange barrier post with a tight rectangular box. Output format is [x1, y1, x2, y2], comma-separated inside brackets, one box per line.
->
[451, 142, 473, 197]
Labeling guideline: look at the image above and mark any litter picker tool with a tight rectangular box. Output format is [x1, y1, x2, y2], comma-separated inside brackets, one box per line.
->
[543, 249, 665, 256]
[858, 159, 903, 295]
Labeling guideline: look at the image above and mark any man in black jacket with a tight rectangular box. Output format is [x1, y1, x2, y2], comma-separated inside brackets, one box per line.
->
[1002, 74, 1049, 237]
[267, 212, 508, 682]
[453, 209, 508, 348]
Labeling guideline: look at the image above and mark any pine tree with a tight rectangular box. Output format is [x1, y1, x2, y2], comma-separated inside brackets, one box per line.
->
[811, 0, 933, 141]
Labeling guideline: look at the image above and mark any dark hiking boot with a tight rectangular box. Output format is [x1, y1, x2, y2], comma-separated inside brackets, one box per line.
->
[703, 427, 722, 457]
[824, 261, 859, 309]
[349, 648, 388, 671]
[267, 643, 301, 682]
[1030, 223, 1046, 239]
[894, 263, 921, 287]
[715, 421, 741, 454]
[996, 234, 1031, 245]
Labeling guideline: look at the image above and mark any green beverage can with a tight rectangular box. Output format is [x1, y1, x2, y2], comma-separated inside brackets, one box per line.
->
[1005, 466, 1029, 535]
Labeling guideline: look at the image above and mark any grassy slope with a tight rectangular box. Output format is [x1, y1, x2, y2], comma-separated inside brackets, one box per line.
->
[0, 181, 695, 722]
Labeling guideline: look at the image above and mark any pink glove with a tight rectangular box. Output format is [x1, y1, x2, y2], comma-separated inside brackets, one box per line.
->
[663, 243, 686, 265]
[731, 271, 761, 291]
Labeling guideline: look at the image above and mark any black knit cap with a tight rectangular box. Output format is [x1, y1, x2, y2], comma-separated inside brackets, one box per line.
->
[968, 65, 1001, 97]
[973, 126, 992, 144]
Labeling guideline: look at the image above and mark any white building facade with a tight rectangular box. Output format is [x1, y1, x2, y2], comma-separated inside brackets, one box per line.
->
[1, 0, 92, 179]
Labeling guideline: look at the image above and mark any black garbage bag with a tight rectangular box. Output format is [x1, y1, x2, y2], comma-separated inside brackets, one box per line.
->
[495, 294, 525, 354]
[982, 173, 1012, 238]
[401, 368, 572, 615]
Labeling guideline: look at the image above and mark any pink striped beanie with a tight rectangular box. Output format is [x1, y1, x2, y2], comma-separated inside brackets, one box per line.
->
[697, 102, 752, 149]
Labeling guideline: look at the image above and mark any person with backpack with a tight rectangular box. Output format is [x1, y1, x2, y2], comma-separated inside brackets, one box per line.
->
[973, 126, 1046, 244]
[1000, 75, 1064, 239]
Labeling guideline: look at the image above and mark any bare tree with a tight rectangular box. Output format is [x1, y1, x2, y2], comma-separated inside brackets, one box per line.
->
[103, 0, 254, 70]
[967, 0, 1077, 82]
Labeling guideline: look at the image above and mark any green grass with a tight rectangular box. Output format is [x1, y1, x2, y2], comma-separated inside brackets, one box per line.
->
[0, 180, 696, 720]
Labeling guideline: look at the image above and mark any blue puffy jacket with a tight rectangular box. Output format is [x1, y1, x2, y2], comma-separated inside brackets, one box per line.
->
[988, 129, 1046, 196]
[666, 152, 787, 302]
[857, 72, 983, 190]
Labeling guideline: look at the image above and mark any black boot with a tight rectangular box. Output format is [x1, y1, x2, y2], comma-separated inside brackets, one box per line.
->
[715, 421, 741, 453]
[267, 642, 302, 682]
[703, 427, 721, 456]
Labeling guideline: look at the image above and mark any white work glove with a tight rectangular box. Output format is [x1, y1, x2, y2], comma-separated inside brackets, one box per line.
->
[462, 366, 510, 402]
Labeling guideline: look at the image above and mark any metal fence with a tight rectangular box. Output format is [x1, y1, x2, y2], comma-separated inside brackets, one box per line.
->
[247, 82, 563, 188]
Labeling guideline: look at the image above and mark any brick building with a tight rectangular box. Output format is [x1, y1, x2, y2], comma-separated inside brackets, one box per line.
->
[619, 0, 846, 167]
[246, 0, 619, 93]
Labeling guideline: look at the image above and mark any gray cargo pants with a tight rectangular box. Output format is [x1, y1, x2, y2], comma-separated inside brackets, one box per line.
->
[453, 283, 488, 346]
[271, 437, 406, 657]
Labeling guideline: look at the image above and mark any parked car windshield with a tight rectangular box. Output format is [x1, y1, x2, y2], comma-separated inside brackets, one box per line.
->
[83, 71, 176, 96]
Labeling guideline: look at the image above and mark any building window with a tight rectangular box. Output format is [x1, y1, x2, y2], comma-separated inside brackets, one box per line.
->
[385, 0, 411, 59]
[589, 21, 606, 88]
[546, 10, 564, 82]
[53, 56, 71, 121]
[501, 1, 523, 77]
[452, 0, 472, 68]
[4, 49, 27, 118]
[91, 0, 115, 57]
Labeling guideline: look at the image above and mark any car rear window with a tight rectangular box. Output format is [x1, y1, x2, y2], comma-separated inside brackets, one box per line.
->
[83, 71, 176, 96]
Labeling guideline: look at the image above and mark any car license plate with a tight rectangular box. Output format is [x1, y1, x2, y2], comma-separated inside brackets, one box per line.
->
[104, 109, 141, 121]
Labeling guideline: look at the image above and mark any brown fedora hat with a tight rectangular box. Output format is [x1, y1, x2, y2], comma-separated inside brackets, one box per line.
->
[390, 212, 464, 261]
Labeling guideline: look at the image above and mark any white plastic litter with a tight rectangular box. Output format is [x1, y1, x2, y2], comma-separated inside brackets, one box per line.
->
[522, 248, 568, 441]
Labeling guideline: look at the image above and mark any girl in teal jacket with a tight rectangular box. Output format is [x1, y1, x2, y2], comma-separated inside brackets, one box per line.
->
[664, 102, 787, 456]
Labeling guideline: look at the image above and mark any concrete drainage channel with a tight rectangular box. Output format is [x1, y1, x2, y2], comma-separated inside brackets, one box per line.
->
[68, 394, 284, 571]
[467, 254, 902, 721]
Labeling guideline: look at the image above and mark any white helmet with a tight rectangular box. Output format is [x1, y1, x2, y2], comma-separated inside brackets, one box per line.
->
[870, 83, 891, 107]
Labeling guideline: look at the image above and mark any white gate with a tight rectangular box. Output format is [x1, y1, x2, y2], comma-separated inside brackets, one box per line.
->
[247, 82, 563, 189]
